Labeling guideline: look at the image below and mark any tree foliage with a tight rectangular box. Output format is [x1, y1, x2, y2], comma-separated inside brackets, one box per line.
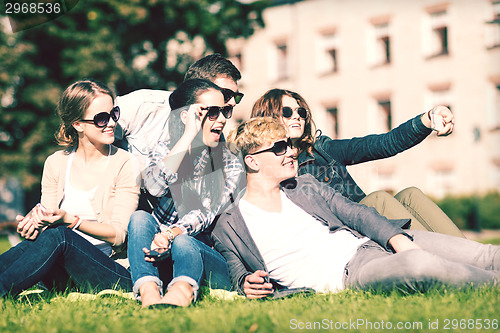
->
[0, 0, 268, 192]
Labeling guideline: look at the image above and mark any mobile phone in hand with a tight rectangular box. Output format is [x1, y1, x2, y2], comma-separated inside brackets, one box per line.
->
[25, 203, 47, 219]
[145, 249, 171, 260]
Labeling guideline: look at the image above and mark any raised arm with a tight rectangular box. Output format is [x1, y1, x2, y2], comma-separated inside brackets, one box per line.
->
[325, 108, 453, 166]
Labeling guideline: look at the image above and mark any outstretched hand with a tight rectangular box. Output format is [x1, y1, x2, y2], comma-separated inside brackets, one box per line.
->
[427, 105, 455, 136]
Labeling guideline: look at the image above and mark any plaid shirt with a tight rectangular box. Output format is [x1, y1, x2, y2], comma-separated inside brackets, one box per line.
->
[144, 139, 244, 236]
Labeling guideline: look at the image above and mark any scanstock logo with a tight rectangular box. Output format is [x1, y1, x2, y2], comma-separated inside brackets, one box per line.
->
[3, 0, 79, 33]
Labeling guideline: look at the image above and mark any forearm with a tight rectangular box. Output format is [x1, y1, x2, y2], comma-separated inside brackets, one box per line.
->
[64, 213, 118, 244]
[161, 133, 195, 174]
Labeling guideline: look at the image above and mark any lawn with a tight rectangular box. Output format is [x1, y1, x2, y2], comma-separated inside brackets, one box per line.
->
[0, 236, 499, 333]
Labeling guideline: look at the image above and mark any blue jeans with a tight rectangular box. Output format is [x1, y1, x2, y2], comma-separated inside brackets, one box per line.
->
[344, 230, 499, 292]
[127, 210, 231, 300]
[0, 226, 132, 297]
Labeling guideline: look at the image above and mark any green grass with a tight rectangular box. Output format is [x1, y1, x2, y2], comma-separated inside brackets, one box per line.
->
[1, 235, 499, 332]
[0, 287, 499, 333]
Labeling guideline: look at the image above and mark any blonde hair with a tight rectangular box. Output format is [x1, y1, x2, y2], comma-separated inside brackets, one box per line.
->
[56, 79, 115, 148]
[227, 117, 288, 158]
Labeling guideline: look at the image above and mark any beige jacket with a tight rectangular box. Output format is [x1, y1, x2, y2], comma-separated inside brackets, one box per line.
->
[40, 146, 140, 252]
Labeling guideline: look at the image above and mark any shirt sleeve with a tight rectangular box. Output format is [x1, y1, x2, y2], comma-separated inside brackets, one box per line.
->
[322, 114, 432, 166]
[143, 140, 178, 197]
[171, 149, 244, 236]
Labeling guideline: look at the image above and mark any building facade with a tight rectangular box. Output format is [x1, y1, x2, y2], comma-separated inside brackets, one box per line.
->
[226, 0, 500, 198]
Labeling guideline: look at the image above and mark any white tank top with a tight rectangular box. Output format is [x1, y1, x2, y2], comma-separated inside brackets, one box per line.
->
[60, 150, 112, 256]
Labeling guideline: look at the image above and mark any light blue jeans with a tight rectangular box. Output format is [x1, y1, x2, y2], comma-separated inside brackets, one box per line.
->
[127, 211, 231, 300]
[344, 230, 499, 292]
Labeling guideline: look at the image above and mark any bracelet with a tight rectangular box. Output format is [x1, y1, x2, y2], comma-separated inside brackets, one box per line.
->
[67, 216, 80, 229]
[161, 228, 175, 243]
[72, 216, 83, 230]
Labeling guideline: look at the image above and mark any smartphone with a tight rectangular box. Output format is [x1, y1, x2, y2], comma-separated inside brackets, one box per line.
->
[24, 203, 47, 219]
[145, 249, 171, 260]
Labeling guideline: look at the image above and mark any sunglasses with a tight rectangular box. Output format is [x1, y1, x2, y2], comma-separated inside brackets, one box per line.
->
[80, 106, 120, 128]
[221, 88, 244, 104]
[251, 138, 293, 156]
[203, 105, 234, 121]
[282, 106, 308, 119]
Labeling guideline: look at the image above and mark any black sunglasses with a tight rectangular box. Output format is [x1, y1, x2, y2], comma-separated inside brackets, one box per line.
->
[282, 106, 308, 119]
[221, 88, 244, 104]
[251, 138, 293, 156]
[80, 106, 120, 128]
[203, 105, 234, 121]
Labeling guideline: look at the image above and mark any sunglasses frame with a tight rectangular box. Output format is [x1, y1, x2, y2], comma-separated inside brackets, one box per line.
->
[204, 105, 234, 121]
[221, 88, 244, 104]
[80, 106, 120, 128]
[282, 106, 308, 119]
[250, 138, 293, 156]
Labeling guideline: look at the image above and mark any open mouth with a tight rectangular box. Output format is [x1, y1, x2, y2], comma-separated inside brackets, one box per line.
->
[211, 128, 222, 135]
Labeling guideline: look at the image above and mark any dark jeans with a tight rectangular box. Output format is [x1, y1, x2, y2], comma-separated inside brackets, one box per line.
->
[128, 210, 231, 300]
[0, 226, 132, 297]
[344, 230, 499, 292]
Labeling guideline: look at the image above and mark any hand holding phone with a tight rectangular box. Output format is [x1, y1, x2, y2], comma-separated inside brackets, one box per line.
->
[17, 203, 47, 240]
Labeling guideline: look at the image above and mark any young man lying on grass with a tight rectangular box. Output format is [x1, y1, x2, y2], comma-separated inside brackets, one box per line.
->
[212, 117, 499, 298]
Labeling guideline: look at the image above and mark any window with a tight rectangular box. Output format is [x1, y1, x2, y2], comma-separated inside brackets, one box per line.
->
[276, 42, 289, 81]
[491, 84, 500, 130]
[317, 31, 338, 74]
[425, 8, 449, 57]
[368, 16, 391, 66]
[326, 107, 339, 138]
[374, 23, 391, 64]
[377, 99, 392, 132]
[486, 1, 500, 48]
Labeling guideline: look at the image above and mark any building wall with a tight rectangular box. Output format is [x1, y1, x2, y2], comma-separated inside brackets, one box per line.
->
[226, 0, 500, 198]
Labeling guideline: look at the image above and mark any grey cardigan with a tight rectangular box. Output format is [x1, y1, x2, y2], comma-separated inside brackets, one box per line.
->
[212, 174, 410, 294]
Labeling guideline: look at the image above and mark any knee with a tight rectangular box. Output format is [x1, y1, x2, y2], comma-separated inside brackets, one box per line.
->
[128, 210, 156, 233]
[171, 234, 195, 250]
[398, 250, 440, 279]
[395, 187, 424, 202]
[36, 225, 67, 244]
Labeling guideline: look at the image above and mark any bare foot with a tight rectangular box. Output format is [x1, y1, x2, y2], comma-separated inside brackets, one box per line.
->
[163, 281, 194, 307]
[139, 281, 162, 308]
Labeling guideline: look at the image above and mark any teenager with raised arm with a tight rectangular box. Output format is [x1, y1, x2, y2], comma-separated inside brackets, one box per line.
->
[0, 80, 140, 297]
[127, 79, 243, 308]
[212, 117, 498, 298]
[251, 89, 464, 238]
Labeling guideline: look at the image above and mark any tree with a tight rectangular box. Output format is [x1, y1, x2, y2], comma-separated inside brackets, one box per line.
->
[0, 0, 268, 202]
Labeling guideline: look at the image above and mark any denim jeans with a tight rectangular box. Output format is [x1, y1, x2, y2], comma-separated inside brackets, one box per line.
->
[344, 230, 499, 292]
[127, 210, 231, 300]
[0, 226, 132, 297]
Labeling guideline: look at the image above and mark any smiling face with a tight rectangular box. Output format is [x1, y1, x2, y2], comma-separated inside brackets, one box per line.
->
[280, 95, 306, 143]
[198, 89, 226, 147]
[247, 136, 297, 183]
[76, 93, 116, 146]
